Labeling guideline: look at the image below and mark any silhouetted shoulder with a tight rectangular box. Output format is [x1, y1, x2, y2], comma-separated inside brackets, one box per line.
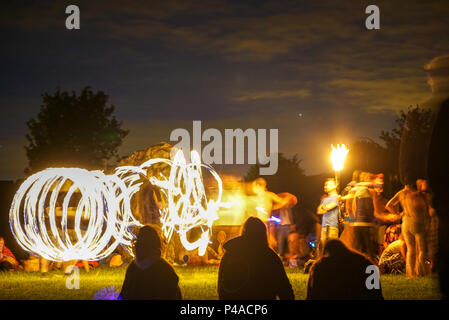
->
[154, 258, 179, 282]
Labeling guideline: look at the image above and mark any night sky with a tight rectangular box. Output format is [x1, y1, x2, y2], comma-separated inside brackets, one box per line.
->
[1, 0, 448, 180]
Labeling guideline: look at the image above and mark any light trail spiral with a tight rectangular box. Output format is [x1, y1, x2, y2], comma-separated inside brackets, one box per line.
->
[9, 150, 223, 261]
[144, 150, 223, 256]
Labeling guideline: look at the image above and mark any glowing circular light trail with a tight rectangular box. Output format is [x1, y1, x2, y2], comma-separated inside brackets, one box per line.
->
[9, 168, 130, 261]
[9, 150, 223, 261]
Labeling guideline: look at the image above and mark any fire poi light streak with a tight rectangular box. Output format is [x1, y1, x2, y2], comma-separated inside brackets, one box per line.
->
[9, 150, 222, 261]
[256, 206, 280, 223]
[145, 150, 223, 256]
[9, 168, 132, 261]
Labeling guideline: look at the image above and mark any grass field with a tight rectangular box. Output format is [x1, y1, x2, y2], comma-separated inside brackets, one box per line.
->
[0, 265, 442, 300]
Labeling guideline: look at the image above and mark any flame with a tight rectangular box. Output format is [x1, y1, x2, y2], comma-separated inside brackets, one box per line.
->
[9, 150, 222, 261]
[330, 144, 349, 172]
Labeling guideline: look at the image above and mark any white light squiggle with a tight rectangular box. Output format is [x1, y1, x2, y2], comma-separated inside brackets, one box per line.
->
[143, 150, 223, 256]
[9, 150, 222, 261]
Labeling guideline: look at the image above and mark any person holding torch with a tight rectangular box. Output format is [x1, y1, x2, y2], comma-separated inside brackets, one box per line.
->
[317, 178, 340, 251]
[316, 145, 350, 252]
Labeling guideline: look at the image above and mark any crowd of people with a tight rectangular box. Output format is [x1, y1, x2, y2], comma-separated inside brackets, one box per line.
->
[0, 169, 436, 300]
[315, 171, 437, 279]
[120, 221, 382, 300]
[0, 167, 439, 300]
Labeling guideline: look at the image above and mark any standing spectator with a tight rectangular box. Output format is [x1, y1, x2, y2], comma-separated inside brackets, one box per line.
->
[218, 217, 294, 300]
[417, 179, 438, 272]
[275, 193, 298, 258]
[351, 173, 378, 261]
[341, 170, 362, 221]
[317, 179, 340, 250]
[120, 225, 182, 300]
[386, 184, 430, 277]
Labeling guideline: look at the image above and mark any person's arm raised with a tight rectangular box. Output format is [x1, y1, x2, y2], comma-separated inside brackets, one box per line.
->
[271, 192, 294, 210]
[385, 190, 403, 215]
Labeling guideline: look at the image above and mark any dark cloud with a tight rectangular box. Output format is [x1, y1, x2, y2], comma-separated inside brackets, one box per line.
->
[1, 0, 448, 179]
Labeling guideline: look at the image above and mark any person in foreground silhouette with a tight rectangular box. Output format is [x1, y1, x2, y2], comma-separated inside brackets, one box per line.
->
[120, 225, 182, 300]
[218, 216, 294, 300]
[426, 54, 449, 299]
[307, 239, 383, 300]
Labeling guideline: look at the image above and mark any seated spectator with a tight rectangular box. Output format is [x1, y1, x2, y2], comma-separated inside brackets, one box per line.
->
[379, 238, 406, 274]
[307, 239, 383, 300]
[75, 260, 98, 271]
[120, 225, 182, 300]
[383, 223, 402, 251]
[98, 249, 124, 268]
[0, 237, 20, 271]
[218, 216, 294, 300]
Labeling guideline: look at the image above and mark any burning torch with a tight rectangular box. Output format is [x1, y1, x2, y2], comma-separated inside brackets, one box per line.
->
[330, 144, 349, 193]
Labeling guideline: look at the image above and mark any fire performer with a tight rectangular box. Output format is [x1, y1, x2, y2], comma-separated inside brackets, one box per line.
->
[317, 178, 340, 251]
[250, 178, 291, 219]
[250, 178, 296, 250]
[273, 192, 298, 258]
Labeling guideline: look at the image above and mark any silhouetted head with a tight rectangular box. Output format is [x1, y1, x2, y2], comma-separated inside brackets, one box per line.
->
[352, 170, 362, 183]
[252, 177, 267, 194]
[373, 173, 384, 193]
[134, 225, 161, 261]
[425, 54, 449, 94]
[359, 171, 374, 183]
[416, 179, 429, 192]
[217, 231, 227, 244]
[322, 239, 351, 258]
[324, 178, 337, 194]
[241, 216, 268, 246]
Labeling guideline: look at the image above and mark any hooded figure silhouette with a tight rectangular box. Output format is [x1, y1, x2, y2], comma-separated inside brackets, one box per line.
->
[120, 225, 182, 300]
[307, 239, 383, 300]
[218, 216, 294, 300]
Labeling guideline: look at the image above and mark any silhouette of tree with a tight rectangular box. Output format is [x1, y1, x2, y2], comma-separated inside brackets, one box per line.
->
[343, 105, 434, 196]
[245, 153, 307, 205]
[245, 153, 305, 193]
[25, 87, 129, 173]
[397, 105, 435, 185]
[245, 154, 318, 231]
[380, 105, 433, 177]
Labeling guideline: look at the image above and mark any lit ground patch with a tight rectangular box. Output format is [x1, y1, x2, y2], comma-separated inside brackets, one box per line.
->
[0, 266, 441, 300]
